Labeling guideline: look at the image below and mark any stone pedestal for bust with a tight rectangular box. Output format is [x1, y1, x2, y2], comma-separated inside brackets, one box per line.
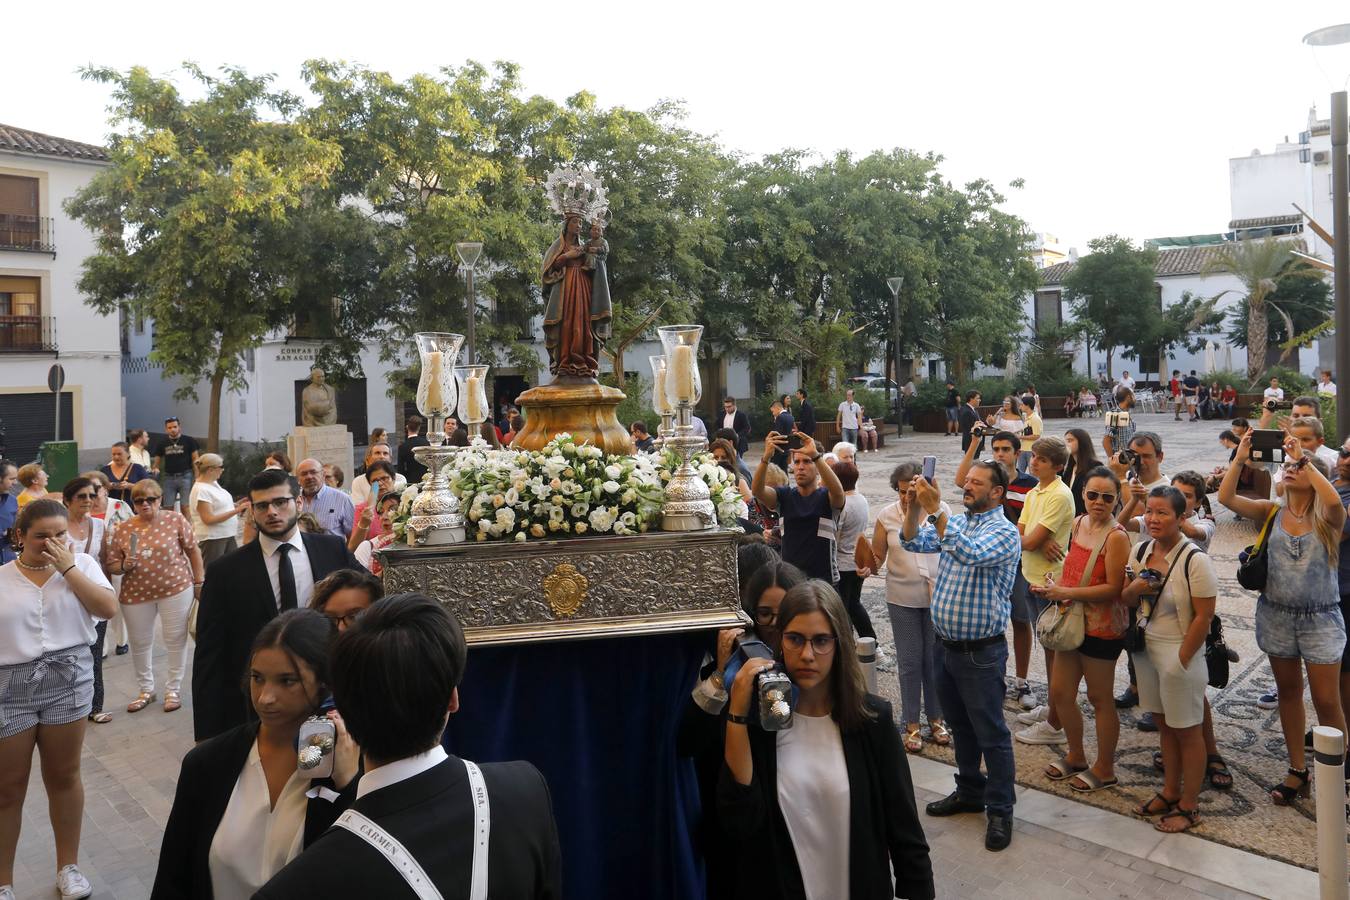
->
[287, 425, 353, 483]
[512, 382, 634, 456]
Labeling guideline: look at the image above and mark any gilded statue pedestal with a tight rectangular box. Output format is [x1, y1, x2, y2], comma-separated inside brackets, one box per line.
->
[511, 381, 634, 456]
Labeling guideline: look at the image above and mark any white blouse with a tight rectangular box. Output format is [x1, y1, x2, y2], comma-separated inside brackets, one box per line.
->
[208, 739, 309, 900]
[191, 480, 237, 541]
[0, 555, 112, 665]
[776, 712, 850, 900]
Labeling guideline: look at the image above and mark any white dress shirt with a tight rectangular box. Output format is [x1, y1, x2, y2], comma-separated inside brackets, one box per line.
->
[723, 411, 737, 431]
[208, 739, 310, 900]
[257, 531, 315, 610]
[357, 745, 449, 800]
[0, 555, 112, 665]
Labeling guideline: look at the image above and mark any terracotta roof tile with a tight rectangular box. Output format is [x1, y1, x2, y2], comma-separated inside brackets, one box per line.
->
[1228, 214, 1302, 229]
[1040, 245, 1231, 285]
[0, 124, 108, 162]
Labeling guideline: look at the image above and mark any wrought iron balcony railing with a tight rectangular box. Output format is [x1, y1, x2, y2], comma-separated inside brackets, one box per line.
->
[0, 214, 55, 253]
[0, 315, 56, 352]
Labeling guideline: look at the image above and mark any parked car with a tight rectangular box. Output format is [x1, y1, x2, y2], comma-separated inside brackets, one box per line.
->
[848, 376, 897, 392]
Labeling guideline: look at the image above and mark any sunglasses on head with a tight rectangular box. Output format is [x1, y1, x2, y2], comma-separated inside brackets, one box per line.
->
[977, 458, 1009, 490]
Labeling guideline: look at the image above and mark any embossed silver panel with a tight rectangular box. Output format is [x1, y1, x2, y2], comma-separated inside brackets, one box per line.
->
[378, 530, 745, 645]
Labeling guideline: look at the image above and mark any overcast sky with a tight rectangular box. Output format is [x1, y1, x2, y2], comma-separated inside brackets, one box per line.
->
[9, 2, 1350, 252]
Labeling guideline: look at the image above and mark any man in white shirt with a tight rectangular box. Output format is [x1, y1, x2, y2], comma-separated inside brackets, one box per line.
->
[1263, 378, 1284, 403]
[836, 389, 863, 445]
[1319, 371, 1337, 398]
[1116, 371, 1136, 392]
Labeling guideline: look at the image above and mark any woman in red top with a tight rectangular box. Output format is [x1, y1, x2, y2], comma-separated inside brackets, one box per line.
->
[1031, 466, 1130, 792]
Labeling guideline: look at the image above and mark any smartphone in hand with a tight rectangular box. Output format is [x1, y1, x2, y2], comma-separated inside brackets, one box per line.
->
[922, 456, 937, 484]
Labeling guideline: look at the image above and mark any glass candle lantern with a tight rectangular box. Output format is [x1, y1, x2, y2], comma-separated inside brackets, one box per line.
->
[455, 364, 490, 426]
[657, 325, 703, 407]
[650, 354, 674, 416]
[414, 332, 464, 434]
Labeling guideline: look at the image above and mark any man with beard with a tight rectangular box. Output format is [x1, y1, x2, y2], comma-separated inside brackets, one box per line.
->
[901, 459, 1021, 852]
[191, 468, 361, 740]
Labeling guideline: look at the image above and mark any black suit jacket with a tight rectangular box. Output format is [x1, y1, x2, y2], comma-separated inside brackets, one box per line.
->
[729, 409, 752, 455]
[254, 756, 562, 900]
[797, 400, 816, 437]
[397, 435, 429, 484]
[717, 697, 935, 900]
[958, 404, 984, 454]
[151, 722, 357, 900]
[192, 533, 361, 741]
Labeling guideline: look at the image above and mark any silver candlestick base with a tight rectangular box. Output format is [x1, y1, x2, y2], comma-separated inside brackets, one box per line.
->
[661, 404, 715, 532]
[654, 411, 675, 450]
[407, 422, 465, 545]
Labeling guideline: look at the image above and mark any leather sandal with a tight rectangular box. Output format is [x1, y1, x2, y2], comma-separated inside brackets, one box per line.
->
[903, 727, 924, 753]
[930, 722, 951, 747]
[1270, 767, 1310, 806]
[1206, 754, 1233, 790]
[126, 692, 156, 713]
[163, 691, 181, 713]
[1134, 792, 1176, 817]
[1155, 805, 1201, 833]
[87, 712, 113, 724]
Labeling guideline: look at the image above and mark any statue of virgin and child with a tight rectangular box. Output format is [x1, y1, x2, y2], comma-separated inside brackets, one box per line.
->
[541, 169, 612, 381]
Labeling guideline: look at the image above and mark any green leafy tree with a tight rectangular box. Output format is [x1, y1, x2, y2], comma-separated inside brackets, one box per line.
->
[1222, 264, 1332, 368]
[1062, 235, 1159, 378]
[65, 64, 346, 449]
[1200, 237, 1317, 378]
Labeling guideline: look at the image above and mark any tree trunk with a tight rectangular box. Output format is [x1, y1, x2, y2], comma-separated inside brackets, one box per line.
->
[1247, 299, 1268, 379]
[1105, 347, 1114, 379]
[207, 365, 226, 453]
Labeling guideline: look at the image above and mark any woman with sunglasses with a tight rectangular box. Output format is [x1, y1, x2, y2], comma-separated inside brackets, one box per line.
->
[107, 480, 205, 714]
[191, 454, 250, 565]
[858, 462, 949, 752]
[1030, 467, 1129, 791]
[62, 478, 115, 725]
[721, 581, 934, 900]
[1220, 432, 1347, 806]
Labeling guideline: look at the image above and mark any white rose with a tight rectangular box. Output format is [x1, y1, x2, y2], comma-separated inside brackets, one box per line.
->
[514, 531, 527, 543]
[495, 507, 515, 528]
[605, 464, 622, 479]
[602, 480, 620, 494]
[505, 487, 520, 506]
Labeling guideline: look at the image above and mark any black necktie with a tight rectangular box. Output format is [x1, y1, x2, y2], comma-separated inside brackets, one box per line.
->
[277, 543, 298, 611]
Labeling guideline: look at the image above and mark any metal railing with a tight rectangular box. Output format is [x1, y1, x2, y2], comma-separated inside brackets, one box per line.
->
[0, 315, 56, 352]
[0, 214, 55, 253]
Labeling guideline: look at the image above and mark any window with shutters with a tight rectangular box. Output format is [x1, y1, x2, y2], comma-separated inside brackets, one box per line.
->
[0, 175, 50, 251]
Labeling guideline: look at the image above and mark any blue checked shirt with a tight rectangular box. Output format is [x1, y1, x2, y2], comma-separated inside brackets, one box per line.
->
[900, 506, 1021, 641]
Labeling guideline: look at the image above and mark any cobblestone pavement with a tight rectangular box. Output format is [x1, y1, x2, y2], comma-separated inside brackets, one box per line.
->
[10, 411, 1301, 898]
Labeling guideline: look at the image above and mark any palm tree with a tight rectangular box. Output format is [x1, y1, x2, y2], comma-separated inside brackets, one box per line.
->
[1201, 237, 1318, 379]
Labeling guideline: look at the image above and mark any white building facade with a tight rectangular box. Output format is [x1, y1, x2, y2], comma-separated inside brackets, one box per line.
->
[0, 124, 120, 466]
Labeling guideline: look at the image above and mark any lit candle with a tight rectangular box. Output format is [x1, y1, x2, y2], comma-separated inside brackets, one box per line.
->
[424, 351, 444, 412]
[653, 364, 670, 413]
[671, 344, 696, 403]
[465, 375, 483, 421]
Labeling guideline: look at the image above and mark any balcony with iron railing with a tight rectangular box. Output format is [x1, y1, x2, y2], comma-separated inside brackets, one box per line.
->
[0, 315, 56, 352]
[0, 214, 55, 253]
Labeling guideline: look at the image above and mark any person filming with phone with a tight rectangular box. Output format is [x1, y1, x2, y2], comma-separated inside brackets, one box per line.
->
[153, 609, 359, 899]
[751, 431, 846, 586]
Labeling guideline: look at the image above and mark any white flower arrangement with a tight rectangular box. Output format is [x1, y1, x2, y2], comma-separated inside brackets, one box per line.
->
[390, 433, 747, 544]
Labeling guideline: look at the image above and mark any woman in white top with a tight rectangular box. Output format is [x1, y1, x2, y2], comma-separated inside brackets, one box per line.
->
[191, 454, 249, 565]
[0, 498, 117, 900]
[859, 461, 949, 752]
[721, 582, 934, 900]
[989, 394, 1026, 436]
[153, 609, 359, 900]
[62, 477, 114, 726]
[829, 460, 873, 641]
[1122, 486, 1217, 834]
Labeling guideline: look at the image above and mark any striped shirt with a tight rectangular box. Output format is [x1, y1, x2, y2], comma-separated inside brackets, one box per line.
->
[901, 506, 1021, 641]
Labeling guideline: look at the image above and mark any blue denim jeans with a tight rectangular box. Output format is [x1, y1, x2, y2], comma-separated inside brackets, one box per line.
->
[160, 471, 193, 512]
[934, 638, 1016, 817]
[841, 428, 859, 446]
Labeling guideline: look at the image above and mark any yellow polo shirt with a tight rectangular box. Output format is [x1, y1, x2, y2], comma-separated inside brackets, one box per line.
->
[1019, 477, 1075, 585]
[1020, 411, 1043, 452]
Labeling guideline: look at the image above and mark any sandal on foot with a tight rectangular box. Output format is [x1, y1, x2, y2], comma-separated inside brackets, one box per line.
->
[1070, 771, 1119, 793]
[1270, 767, 1309, 806]
[1155, 806, 1201, 833]
[903, 727, 924, 753]
[88, 712, 113, 724]
[1206, 754, 1233, 791]
[163, 691, 181, 713]
[126, 692, 156, 713]
[1045, 761, 1088, 781]
[1134, 792, 1177, 817]
[930, 723, 951, 747]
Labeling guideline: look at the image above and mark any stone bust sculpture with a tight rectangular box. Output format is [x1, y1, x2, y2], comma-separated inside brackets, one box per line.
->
[301, 367, 338, 427]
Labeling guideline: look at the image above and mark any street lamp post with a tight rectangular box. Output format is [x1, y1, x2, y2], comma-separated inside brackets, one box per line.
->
[1304, 24, 1350, 442]
[455, 241, 484, 364]
[887, 276, 903, 437]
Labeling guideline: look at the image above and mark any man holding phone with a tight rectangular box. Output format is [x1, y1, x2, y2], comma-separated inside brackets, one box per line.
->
[751, 431, 846, 584]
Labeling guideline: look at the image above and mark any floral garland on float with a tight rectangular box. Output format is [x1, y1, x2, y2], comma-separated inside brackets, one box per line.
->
[391, 433, 747, 544]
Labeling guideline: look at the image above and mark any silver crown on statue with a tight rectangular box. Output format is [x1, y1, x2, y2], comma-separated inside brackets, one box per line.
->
[544, 167, 609, 220]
